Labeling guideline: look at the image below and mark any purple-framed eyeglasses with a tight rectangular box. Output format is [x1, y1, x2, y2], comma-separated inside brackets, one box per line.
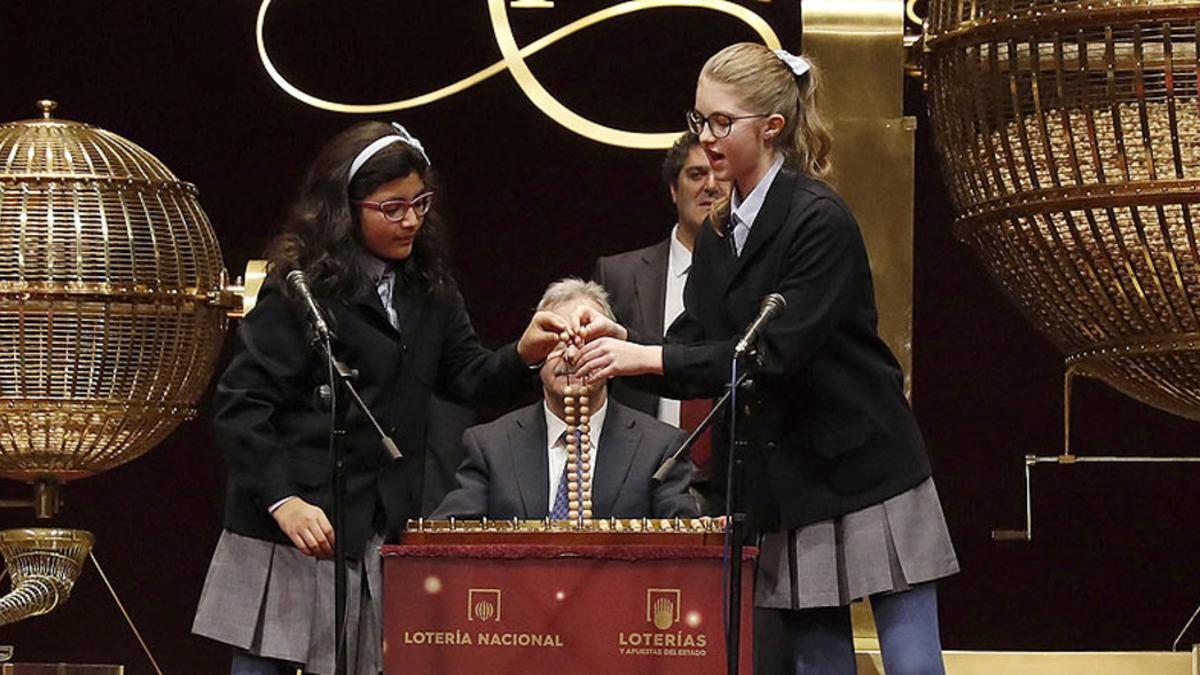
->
[356, 191, 435, 221]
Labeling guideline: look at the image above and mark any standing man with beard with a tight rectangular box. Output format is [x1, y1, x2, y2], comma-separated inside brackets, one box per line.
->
[592, 132, 729, 504]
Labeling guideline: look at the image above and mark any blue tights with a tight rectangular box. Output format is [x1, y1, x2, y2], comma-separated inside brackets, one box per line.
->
[230, 651, 303, 675]
[779, 581, 946, 675]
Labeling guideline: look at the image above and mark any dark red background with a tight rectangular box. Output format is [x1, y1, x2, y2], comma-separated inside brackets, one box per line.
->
[0, 1, 1197, 672]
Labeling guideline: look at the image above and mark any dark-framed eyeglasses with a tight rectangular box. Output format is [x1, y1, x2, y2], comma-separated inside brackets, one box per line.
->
[356, 191, 435, 221]
[686, 109, 770, 139]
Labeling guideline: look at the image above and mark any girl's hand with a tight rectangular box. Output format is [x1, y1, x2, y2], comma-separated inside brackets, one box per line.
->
[574, 337, 663, 380]
[272, 497, 335, 557]
[567, 305, 627, 344]
[518, 310, 570, 366]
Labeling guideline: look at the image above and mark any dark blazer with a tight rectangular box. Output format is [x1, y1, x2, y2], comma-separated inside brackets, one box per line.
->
[592, 238, 670, 417]
[431, 399, 698, 520]
[421, 396, 477, 516]
[641, 169, 931, 532]
[214, 277, 532, 554]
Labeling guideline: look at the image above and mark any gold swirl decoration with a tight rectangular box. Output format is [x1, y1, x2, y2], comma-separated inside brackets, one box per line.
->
[255, 0, 782, 149]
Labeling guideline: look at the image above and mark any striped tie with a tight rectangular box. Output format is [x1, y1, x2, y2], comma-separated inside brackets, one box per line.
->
[549, 431, 570, 519]
[550, 461, 570, 519]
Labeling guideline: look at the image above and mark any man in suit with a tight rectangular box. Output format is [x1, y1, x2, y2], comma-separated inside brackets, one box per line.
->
[592, 132, 729, 495]
[421, 395, 476, 515]
[432, 278, 698, 520]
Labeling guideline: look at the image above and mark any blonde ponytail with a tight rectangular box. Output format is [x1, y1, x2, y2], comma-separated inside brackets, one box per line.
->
[699, 43, 833, 233]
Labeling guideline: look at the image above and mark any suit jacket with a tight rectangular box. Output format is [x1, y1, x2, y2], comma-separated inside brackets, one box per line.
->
[431, 399, 698, 520]
[421, 396, 477, 516]
[592, 238, 670, 417]
[214, 277, 533, 554]
[637, 169, 932, 532]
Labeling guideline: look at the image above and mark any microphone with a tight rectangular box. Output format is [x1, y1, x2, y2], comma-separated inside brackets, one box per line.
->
[733, 293, 787, 358]
[286, 269, 332, 342]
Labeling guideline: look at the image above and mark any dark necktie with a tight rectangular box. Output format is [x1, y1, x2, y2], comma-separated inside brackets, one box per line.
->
[721, 219, 736, 255]
[549, 431, 570, 519]
[550, 463, 570, 519]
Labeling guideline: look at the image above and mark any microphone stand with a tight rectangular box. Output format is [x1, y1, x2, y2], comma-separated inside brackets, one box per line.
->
[309, 331, 403, 675]
[723, 350, 751, 675]
[650, 355, 757, 675]
[650, 370, 750, 483]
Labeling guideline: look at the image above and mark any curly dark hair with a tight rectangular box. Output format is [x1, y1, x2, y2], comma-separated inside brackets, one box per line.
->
[660, 131, 701, 192]
[265, 121, 454, 301]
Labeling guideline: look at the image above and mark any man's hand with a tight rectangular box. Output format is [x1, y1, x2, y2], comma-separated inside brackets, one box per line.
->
[574, 337, 663, 380]
[518, 310, 570, 366]
[272, 497, 335, 557]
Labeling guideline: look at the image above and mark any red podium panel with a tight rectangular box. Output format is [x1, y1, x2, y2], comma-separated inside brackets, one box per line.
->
[382, 524, 755, 675]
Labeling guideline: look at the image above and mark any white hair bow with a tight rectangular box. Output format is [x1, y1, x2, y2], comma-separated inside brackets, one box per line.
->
[773, 49, 811, 78]
[389, 122, 430, 167]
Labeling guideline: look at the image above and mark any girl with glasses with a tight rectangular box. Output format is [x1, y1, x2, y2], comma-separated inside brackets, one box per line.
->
[193, 121, 565, 675]
[573, 43, 958, 674]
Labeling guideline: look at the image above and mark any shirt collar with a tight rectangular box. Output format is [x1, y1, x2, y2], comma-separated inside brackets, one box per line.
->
[358, 253, 392, 285]
[544, 397, 608, 449]
[730, 154, 785, 231]
[667, 224, 692, 279]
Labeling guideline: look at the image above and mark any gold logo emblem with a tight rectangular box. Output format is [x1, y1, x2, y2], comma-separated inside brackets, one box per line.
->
[646, 588, 680, 630]
[254, 0, 781, 149]
[468, 588, 502, 623]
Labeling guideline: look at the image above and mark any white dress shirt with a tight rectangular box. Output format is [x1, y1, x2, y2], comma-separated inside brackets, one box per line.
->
[545, 398, 608, 512]
[657, 224, 692, 427]
[730, 154, 785, 256]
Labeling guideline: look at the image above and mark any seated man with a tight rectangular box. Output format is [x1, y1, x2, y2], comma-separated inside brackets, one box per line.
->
[432, 278, 698, 520]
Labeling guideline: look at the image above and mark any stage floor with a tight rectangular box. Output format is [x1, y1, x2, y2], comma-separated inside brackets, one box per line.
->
[855, 649, 1197, 674]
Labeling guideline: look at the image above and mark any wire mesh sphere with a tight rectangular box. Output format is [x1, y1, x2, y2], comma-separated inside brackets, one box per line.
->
[926, 1, 1200, 420]
[0, 101, 231, 481]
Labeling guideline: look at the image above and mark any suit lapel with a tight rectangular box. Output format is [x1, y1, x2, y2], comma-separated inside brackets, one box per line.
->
[700, 217, 740, 300]
[349, 286, 394, 334]
[633, 240, 669, 338]
[721, 170, 796, 294]
[350, 271, 426, 339]
[592, 402, 641, 517]
[393, 290, 425, 337]
[348, 267, 427, 337]
[508, 404, 550, 519]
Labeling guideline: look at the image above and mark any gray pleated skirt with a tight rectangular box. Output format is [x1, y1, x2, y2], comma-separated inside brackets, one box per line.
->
[755, 477, 959, 609]
[192, 530, 383, 675]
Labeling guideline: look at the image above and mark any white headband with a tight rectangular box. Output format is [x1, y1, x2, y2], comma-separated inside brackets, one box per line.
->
[773, 49, 811, 78]
[347, 122, 431, 183]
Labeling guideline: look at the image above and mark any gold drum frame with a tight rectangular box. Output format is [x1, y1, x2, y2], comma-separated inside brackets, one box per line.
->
[0, 102, 234, 484]
[927, 0, 1200, 420]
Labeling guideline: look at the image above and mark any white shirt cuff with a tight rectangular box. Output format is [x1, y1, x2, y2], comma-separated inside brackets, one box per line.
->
[268, 496, 296, 514]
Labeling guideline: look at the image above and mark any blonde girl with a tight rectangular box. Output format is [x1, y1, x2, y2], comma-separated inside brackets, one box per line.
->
[575, 43, 958, 674]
